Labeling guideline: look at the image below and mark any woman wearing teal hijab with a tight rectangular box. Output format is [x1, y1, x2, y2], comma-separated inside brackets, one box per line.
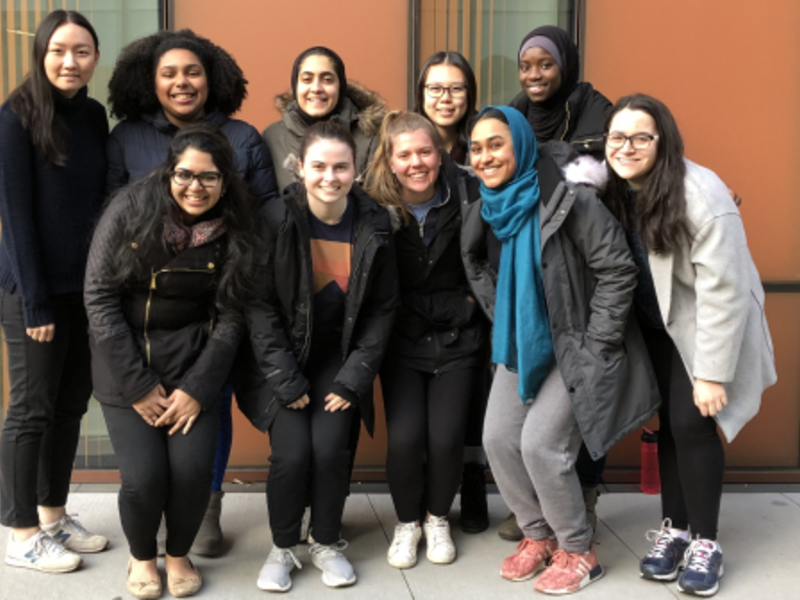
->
[471, 106, 659, 595]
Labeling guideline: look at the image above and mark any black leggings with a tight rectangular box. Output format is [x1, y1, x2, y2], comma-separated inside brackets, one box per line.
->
[644, 325, 725, 540]
[0, 291, 92, 528]
[267, 349, 356, 548]
[380, 363, 476, 523]
[101, 402, 219, 560]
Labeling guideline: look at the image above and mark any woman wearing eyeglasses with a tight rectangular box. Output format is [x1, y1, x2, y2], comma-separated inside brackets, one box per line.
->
[602, 94, 775, 597]
[106, 29, 279, 557]
[262, 46, 387, 193]
[85, 124, 257, 598]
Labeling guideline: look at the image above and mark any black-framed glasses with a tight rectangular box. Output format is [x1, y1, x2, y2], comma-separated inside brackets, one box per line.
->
[424, 83, 467, 98]
[171, 169, 222, 188]
[605, 132, 660, 150]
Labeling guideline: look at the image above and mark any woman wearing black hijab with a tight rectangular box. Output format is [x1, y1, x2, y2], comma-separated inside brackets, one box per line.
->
[508, 25, 612, 159]
[262, 46, 387, 193]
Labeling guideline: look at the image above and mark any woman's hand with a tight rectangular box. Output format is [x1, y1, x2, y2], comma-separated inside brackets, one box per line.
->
[287, 394, 310, 410]
[26, 324, 55, 343]
[132, 384, 169, 426]
[154, 389, 202, 435]
[693, 379, 728, 417]
[325, 393, 351, 412]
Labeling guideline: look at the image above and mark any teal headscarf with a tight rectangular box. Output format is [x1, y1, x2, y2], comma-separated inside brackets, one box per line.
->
[477, 106, 554, 402]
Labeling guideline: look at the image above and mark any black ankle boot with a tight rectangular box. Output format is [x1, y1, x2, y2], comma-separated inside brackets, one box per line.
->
[460, 462, 489, 533]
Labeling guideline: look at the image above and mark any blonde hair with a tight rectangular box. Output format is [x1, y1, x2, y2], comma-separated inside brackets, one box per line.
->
[364, 110, 442, 224]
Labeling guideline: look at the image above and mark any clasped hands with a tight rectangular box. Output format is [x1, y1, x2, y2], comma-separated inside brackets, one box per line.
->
[132, 384, 201, 435]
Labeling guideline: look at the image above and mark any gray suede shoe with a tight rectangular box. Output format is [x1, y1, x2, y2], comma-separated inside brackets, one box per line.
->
[191, 491, 224, 557]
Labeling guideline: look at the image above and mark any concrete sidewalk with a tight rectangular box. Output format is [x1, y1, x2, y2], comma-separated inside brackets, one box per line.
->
[1, 488, 799, 599]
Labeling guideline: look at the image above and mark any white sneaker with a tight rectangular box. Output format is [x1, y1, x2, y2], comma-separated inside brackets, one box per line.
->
[41, 514, 108, 553]
[5, 530, 82, 573]
[387, 522, 422, 569]
[424, 515, 456, 564]
[309, 541, 356, 588]
[257, 546, 302, 592]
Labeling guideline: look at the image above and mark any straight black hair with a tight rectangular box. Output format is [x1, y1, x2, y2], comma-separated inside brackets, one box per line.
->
[8, 10, 99, 166]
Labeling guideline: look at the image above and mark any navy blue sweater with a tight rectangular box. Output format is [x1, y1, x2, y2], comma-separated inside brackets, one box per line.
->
[0, 87, 108, 327]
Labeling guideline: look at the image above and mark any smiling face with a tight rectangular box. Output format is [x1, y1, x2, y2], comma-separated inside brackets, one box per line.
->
[389, 129, 441, 205]
[422, 64, 469, 133]
[470, 118, 517, 188]
[43, 22, 99, 98]
[518, 46, 562, 103]
[170, 147, 224, 222]
[296, 54, 340, 118]
[606, 108, 659, 190]
[299, 138, 355, 212]
[155, 49, 209, 127]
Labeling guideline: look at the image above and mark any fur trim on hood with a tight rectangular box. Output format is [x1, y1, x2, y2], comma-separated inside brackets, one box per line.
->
[562, 155, 608, 191]
[273, 79, 387, 138]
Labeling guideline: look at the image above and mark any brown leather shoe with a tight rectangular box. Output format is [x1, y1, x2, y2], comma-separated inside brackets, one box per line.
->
[167, 560, 202, 598]
[126, 559, 162, 599]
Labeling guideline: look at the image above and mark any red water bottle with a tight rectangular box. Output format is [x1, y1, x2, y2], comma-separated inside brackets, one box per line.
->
[640, 428, 660, 494]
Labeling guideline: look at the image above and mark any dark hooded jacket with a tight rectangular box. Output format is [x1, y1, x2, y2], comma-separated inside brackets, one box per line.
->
[233, 185, 399, 435]
[106, 108, 278, 206]
[462, 142, 660, 458]
[262, 81, 387, 193]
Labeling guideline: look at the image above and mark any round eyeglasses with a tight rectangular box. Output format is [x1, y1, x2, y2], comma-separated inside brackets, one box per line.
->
[424, 83, 467, 99]
[605, 132, 659, 150]
[171, 169, 222, 188]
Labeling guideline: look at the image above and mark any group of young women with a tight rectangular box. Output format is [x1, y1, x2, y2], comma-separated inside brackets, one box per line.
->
[0, 9, 775, 600]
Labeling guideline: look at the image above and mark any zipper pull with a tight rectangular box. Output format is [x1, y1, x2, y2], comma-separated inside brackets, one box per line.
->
[150, 272, 157, 290]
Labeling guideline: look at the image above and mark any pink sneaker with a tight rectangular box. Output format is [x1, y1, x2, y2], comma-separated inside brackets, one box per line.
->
[501, 537, 558, 581]
[534, 547, 604, 595]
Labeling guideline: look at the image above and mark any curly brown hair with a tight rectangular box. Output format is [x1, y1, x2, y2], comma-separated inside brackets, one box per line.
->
[107, 29, 247, 120]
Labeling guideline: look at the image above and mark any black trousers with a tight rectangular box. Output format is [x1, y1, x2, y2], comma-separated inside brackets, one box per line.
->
[102, 401, 219, 559]
[0, 291, 92, 528]
[267, 349, 356, 548]
[642, 323, 725, 540]
[381, 363, 476, 523]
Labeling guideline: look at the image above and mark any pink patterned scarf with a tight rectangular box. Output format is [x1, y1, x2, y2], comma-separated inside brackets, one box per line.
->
[163, 215, 227, 253]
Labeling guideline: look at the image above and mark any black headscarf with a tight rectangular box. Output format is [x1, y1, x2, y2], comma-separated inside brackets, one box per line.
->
[290, 46, 348, 125]
[517, 26, 580, 142]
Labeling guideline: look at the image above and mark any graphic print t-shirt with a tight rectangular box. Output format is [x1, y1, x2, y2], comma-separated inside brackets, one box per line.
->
[308, 198, 354, 342]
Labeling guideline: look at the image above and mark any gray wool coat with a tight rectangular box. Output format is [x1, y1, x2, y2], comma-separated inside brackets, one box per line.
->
[649, 159, 777, 441]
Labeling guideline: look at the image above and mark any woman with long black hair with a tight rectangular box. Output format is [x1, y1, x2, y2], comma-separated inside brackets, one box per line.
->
[0, 9, 108, 574]
[603, 94, 776, 597]
[85, 124, 257, 598]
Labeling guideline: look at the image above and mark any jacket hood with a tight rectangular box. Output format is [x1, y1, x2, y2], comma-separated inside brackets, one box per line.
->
[273, 79, 387, 138]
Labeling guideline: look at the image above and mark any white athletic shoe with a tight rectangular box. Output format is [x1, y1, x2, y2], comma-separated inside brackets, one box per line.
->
[424, 515, 456, 564]
[257, 545, 302, 592]
[5, 530, 82, 573]
[41, 514, 108, 553]
[387, 522, 422, 569]
[309, 540, 356, 587]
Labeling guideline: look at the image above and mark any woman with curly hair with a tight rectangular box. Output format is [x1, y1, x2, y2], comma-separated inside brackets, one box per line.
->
[106, 29, 279, 556]
[86, 123, 258, 598]
[0, 9, 108, 574]
[263, 46, 387, 193]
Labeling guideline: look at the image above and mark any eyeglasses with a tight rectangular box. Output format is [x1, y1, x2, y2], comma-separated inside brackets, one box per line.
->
[605, 132, 660, 150]
[424, 83, 467, 98]
[171, 169, 222, 188]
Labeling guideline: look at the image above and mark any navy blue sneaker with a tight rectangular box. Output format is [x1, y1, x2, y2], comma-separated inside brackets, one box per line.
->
[677, 539, 723, 596]
[640, 519, 690, 581]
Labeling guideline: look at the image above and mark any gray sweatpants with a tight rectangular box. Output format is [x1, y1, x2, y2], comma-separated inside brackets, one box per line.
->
[483, 364, 593, 553]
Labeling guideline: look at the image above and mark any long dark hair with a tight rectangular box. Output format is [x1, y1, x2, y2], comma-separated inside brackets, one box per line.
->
[415, 51, 477, 151]
[291, 46, 348, 115]
[108, 29, 247, 120]
[603, 94, 689, 254]
[8, 10, 99, 166]
[111, 123, 257, 308]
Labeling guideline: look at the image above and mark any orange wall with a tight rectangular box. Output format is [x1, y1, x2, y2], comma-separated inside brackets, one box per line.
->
[173, 0, 409, 469]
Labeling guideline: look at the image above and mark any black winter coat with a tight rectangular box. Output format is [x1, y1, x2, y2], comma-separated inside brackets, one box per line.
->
[106, 109, 278, 206]
[463, 143, 660, 458]
[386, 156, 488, 373]
[234, 186, 399, 435]
[84, 196, 243, 409]
[509, 82, 612, 160]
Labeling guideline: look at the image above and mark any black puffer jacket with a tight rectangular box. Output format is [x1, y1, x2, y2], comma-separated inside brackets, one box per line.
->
[386, 156, 488, 373]
[234, 185, 399, 435]
[463, 142, 660, 458]
[107, 109, 278, 206]
[509, 82, 612, 160]
[84, 195, 243, 409]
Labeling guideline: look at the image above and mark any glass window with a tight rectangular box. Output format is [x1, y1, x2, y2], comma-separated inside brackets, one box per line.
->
[416, 0, 577, 108]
